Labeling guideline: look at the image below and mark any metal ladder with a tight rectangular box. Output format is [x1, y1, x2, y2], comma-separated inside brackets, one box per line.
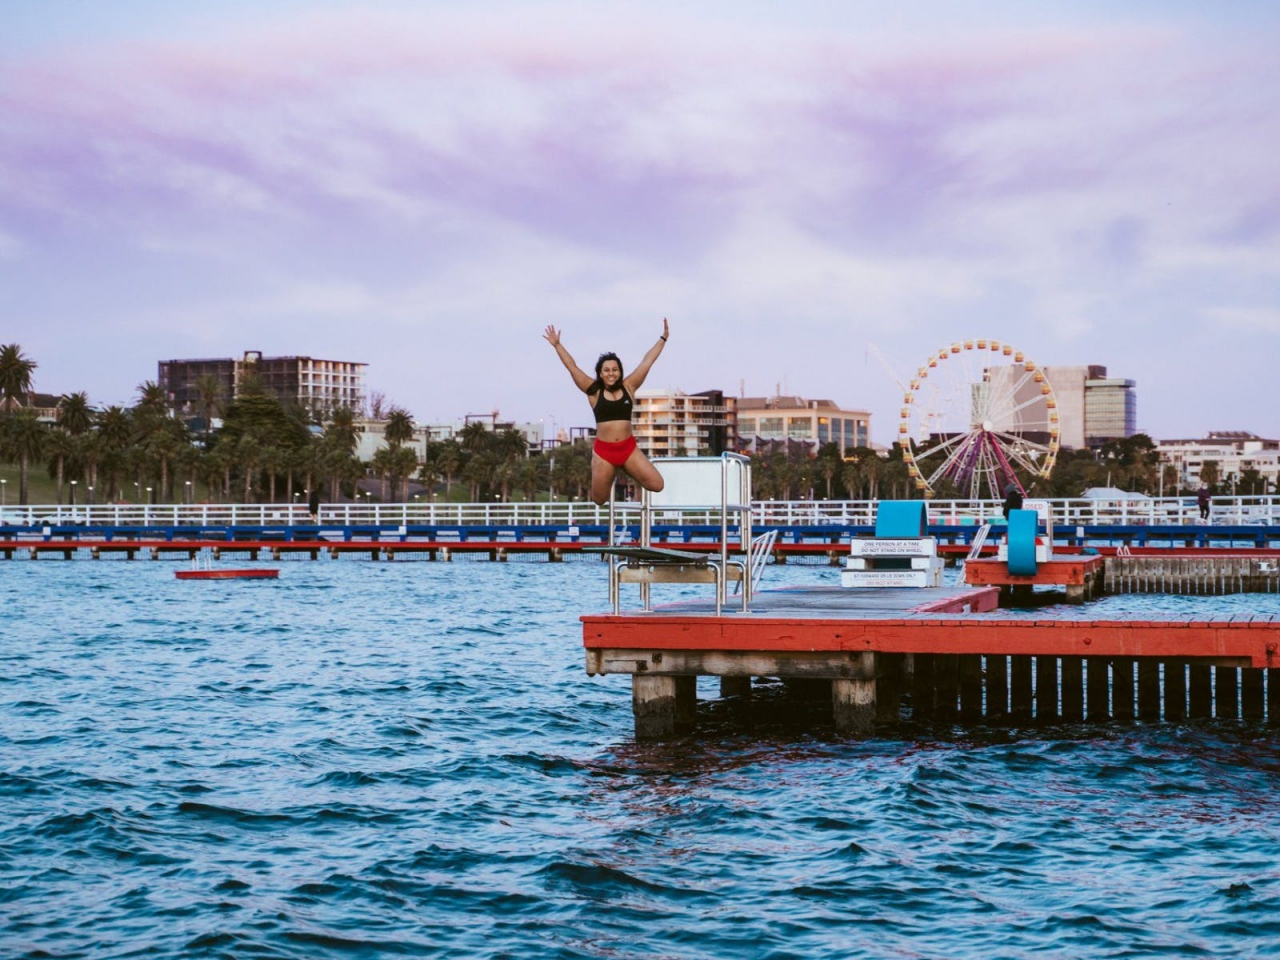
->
[966, 522, 993, 561]
[734, 529, 778, 597]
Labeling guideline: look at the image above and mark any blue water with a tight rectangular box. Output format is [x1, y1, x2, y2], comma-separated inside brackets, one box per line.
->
[4, 558, 1280, 959]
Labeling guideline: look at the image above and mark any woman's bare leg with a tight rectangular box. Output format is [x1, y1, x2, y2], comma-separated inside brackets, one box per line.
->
[621, 448, 665, 494]
[590, 456, 618, 505]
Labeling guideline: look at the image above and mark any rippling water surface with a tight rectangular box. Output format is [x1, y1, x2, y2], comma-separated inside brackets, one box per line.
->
[4, 558, 1280, 959]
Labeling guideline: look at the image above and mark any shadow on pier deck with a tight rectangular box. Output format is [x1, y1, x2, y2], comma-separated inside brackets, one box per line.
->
[582, 585, 1280, 738]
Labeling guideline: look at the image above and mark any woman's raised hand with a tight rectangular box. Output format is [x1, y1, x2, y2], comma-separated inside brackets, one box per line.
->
[661, 317, 669, 340]
[543, 325, 561, 347]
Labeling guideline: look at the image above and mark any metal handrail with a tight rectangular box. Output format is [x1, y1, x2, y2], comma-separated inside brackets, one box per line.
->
[3, 493, 1276, 529]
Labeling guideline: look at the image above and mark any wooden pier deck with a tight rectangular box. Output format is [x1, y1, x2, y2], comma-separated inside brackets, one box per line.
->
[582, 585, 1280, 738]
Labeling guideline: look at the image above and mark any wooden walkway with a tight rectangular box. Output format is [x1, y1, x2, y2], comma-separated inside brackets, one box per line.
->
[582, 585, 1280, 737]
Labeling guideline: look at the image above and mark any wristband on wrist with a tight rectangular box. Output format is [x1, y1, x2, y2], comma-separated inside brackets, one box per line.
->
[660, 335, 668, 342]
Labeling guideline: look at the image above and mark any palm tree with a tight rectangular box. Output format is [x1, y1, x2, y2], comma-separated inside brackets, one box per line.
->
[260, 443, 284, 502]
[94, 405, 132, 501]
[136, 380, 167, 415]
[44, 428, 75, 503]
[0, 344, 37, 412]
[325, 406, 359, 455]
[5, 409, 47, 504]
[417, 457, 442, 502]
[371, 447, 394, 501]
[236, 433, 262, 502]
[464, 448, 499, 501]
[384, 408, 415, 449]
[496, 428, 528, 461]
[204, 445, 233, 501]
[436, 441, 462, 501]
[175, 443, 203, 504]
[57, 392, 94, 436]
[73, 431, 98, 503]
[391, 446, 418, 501]
[459, 420, 491, 456]
[193, 374, 226, 449]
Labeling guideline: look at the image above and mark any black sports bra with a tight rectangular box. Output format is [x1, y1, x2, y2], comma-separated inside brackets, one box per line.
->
[592, 385, 632, 423]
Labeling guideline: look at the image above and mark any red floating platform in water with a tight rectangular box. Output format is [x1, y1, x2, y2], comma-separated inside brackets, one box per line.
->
[175, 569, 279, 581]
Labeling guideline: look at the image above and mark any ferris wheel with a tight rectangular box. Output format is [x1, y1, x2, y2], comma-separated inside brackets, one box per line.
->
[899, 339, 1060, 500]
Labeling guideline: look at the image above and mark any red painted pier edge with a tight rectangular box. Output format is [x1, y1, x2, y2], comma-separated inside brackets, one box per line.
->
[581, 586, 1280, 738]
[582, 614, 1280, 668]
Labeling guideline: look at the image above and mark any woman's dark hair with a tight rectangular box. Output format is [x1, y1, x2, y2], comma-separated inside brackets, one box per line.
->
[588, 352, 625, 395]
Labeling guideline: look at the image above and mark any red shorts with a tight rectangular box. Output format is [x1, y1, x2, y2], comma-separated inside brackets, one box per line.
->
[594, 436, 637, 467]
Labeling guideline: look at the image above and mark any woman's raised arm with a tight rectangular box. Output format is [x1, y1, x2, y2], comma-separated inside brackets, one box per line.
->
[624, 317, 669, 392]
[544, 325, 595, 393]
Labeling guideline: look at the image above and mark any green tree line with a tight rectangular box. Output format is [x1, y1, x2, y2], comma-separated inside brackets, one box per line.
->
[0, 342, 603, 505]
[4, 342, 1223, 506]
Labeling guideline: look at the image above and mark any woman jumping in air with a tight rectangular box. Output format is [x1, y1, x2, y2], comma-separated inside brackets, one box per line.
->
[544, 319, 669, 505]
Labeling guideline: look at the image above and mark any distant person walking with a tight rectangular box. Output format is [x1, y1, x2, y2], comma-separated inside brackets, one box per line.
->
[1003, 482, 1024, 519]
[1197, 485, 1211, 522]
[308, 487, 320, 524]
[545, 319, 669, 505]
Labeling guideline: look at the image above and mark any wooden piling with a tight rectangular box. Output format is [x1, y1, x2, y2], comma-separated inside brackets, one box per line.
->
[1085, 658, 1110, 721]
[1188, 665, 1212, 718]
[1112, 659, 1135, 721]
[986, 654, 1009, 720]
[1215, 666, 1239, 720]
[911, 654, 936, 720]
[632, 675, 680, 739]
[1010, 656, 1033, 721]
[1267, 669, 1280, 723]
[958, 655, 983, 722]
[876, 653, 905, 723]
[1164, 661, 1187, 721]
[1241, 668, 1264, 720]
[1035, 655, 1059, 721]
[674, 676, 696, 729]
[832, 651, 876, 734]
[720, 676, 751, 698]
[933, 654, 959, 721]
[1061, 656, 1084, 722]
[1137, 660, 1161, 721]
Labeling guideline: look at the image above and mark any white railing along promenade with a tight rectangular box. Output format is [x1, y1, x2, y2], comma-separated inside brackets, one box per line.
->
[3, 496, 1279, 528]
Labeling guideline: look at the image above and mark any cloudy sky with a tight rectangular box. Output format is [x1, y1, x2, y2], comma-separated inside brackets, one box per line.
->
[2, 1, 1278, 442]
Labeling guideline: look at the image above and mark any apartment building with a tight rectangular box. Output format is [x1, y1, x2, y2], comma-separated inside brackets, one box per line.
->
[735, 395, 871, 457]
[632, 389, 735, 458]
[159, 351, 367, 420]
[1157, 431, 1280, 491]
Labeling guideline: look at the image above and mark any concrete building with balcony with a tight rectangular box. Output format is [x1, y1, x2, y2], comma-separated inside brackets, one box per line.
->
[632, 389, 735, 458]
[1156, 431, 1280, 492]
[735, 395, 871, 457]
[159, 351, 367, 421]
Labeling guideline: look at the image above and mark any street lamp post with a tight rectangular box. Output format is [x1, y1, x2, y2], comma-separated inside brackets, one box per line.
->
[1, 478, 7, 510]
[70, 480, 77, 521]
[87, 485, 94, 508]
[186, 480, 193, 505]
